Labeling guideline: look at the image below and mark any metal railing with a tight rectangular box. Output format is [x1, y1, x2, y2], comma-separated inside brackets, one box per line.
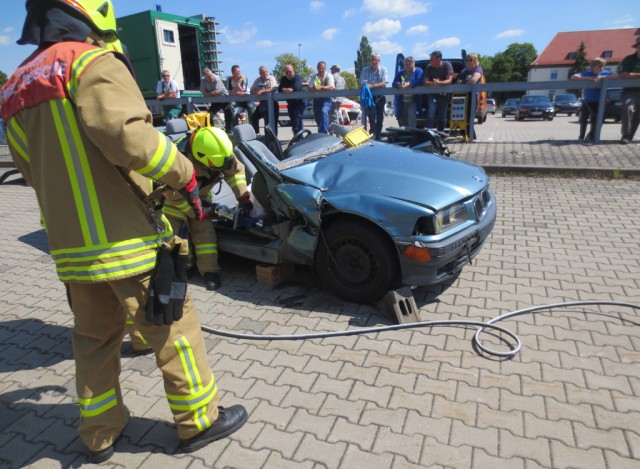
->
[147, 78, 639, 144]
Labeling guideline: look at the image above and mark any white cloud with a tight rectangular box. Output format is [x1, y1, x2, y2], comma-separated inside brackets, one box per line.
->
[322, 28, 339, 40]
[495, 29, 524, 39]
[310, 1, 324, 11]
[221, 24, 257, 45]
[3, 27, 14, 34]
[412, 37, 461, 56]
[363, 0, 429, 18]
[256, 40, 274, 47]
[363, 19, 402, 39]
[406, 25, 428, 36]
[343, 8, 357, 18]
[610, 14, 634, 25]
[371, 40, 403, 55]
[0, 35, 11, 45]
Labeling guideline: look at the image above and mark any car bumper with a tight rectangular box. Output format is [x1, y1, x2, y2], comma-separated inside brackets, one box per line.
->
[519, 109, 554, 119]
[396, 189, 497, 286]
[555, 105, 581, 113]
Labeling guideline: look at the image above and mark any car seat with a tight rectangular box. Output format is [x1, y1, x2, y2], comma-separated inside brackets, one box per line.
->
[165, 118, 189, 142]
[231, 124, 281, 218]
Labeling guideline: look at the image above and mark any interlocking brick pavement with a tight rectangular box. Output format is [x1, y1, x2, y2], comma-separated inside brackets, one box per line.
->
[1, 133, 640, 468]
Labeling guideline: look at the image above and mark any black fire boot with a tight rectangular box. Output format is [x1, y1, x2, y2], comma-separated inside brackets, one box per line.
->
[180, 405, 248, 453]
[203, 272, 221, 291]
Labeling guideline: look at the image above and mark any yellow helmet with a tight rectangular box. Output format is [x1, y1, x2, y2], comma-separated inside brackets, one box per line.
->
[19, 0, 123, 52]
[189, 127, 234, 169]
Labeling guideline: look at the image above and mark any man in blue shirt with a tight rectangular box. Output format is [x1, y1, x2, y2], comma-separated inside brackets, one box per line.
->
[359, 54, 387, 139]
[571, 57, 618, 142]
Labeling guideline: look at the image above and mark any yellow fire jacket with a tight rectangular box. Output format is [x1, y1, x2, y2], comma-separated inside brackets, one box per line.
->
[1, 42, 194, 283]
[164, 144, 248, 220]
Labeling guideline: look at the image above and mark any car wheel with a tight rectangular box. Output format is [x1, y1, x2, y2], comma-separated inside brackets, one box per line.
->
[316, 219, 399, 303]
[502, 112, 506, 118]
[548, 117, 554, 121]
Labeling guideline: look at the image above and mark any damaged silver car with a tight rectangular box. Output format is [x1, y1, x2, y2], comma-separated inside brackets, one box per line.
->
[166, 120, 496, 303]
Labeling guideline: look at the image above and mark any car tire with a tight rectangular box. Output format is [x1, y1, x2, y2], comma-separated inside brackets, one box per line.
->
[316, 219, 399, 303]
[502, 112, 506, 118]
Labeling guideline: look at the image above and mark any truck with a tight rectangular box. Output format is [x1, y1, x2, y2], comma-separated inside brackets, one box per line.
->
[117, 9, 223, 120]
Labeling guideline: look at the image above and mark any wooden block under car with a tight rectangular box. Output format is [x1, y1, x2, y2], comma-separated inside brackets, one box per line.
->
[255, 263, 296, 286]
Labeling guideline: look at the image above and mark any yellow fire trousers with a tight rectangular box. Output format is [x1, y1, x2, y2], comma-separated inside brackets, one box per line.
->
[167, 215, 219, 275]
[67, 272, 220, 452]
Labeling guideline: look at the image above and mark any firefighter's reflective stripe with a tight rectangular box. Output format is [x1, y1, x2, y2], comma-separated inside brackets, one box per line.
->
[51, 235, 163, 282]
[137, 133, 179, 180]
[167, 337, 217, 430]
[68, 48, 111, 101]
[50, 98, 107, 246]
[166, 198, 191, 215]
[224, 173, 246, 189]
[195, 243, 217, 257]
[164, 204, 188, 221]
[5, 118, 29, 163]
[78, 388, 118, 418]
[126, 317, 148, 345]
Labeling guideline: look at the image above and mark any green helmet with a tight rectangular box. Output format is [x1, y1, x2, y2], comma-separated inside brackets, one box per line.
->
[189, 127, 234, 169]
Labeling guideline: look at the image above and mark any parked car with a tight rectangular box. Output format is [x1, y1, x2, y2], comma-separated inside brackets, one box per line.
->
[501, 98, 520, 117]
[164, 119, 497, 304]
[384, 102, 395, 116]
[278, 97, 362, 127]
[604, 88, 623, 122]
[515, 95, 555, 121]
[486, 98, 496, 114]
[552, 93, 582, 116]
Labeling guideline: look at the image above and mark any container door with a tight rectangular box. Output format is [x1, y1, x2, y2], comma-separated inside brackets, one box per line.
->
[155, 19, 185, 90]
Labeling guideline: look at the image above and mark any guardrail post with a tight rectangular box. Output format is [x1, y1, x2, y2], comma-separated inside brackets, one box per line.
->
[186, 97, 195, 115]
[266, 93, 276, 134]
[468, 84, 477, 142]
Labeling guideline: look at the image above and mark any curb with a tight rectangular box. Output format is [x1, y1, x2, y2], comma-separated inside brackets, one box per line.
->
[482, 165, 640, 179]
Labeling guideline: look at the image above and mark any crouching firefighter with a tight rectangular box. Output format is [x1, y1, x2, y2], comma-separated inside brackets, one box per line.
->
[0, 0, 247, 463]
[163, 126, 253, 291]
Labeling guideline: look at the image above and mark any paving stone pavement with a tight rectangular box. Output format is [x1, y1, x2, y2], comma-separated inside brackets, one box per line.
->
[1, 136, 640, 468]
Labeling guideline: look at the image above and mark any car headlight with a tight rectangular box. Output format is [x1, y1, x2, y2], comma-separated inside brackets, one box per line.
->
[435, 202, 468, 233]
[415, 202, 469, 235]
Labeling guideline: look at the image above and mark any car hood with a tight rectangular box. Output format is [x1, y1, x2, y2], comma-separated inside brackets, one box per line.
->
[280, 142, 488, 211]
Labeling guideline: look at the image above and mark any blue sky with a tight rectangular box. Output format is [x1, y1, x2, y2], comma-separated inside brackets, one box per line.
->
[0, 0, 636, 79]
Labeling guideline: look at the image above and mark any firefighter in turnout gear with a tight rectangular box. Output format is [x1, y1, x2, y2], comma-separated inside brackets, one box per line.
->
[1, 0, 247, 463]
[164, 126, 253, 291]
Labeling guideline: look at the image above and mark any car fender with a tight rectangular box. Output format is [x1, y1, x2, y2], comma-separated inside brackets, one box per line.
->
[320, 191, 430, 239]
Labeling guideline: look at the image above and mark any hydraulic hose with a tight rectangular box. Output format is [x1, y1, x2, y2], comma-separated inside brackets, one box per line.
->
[200, 300, 640, 359]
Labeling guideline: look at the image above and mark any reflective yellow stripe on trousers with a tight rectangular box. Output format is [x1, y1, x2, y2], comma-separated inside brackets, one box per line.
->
[78, 388, 118, 418]
[167, 337, 218, 431]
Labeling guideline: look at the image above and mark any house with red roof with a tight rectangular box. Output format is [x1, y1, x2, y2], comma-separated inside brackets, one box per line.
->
[528, 28, 639, 95]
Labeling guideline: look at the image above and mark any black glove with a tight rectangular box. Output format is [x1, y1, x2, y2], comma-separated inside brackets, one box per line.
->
[201, 200, 219, 219]
[238, 194, 253, 216]
[179, 169, 204, 220]
[145, 242, 188, 325]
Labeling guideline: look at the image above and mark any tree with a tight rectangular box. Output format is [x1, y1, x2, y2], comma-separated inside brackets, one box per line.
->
[484, 42, 538, 102]
[341, 71, 358, 91]
[354, 36, 372, 80]
[273, 53, 315, 83]
[568, 41, 588, 78]
[0, 70, 7, 88]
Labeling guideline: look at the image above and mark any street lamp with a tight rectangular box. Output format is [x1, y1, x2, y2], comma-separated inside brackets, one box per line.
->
[298, 43, 302, 61]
